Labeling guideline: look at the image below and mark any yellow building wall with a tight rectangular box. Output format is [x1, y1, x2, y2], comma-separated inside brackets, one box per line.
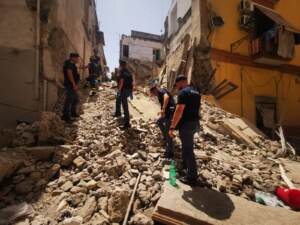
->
[207, 0, 300, 127]
[209, 0, 300, 63]
[212, 60, 300, 126]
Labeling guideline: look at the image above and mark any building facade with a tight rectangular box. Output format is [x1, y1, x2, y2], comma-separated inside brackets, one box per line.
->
[164, 0, 300, 142]
[120, 30, 164, 62]
[120, 30, 164, 85]
[0, 0, 106, 128]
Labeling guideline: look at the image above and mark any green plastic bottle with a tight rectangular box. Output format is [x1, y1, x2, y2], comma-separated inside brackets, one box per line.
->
[169, 160, 177, 186]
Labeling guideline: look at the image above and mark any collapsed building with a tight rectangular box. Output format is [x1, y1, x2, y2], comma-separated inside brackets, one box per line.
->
[0, 0, 107, 130]
[119, 30, 165, 85]
[163, 0, 300, 150]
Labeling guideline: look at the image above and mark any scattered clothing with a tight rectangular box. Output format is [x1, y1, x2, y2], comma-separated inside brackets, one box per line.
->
[278, 27, 295, 59]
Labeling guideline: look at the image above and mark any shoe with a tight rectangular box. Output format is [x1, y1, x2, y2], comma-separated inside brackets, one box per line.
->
[61, 116, 74, 124]
[121, 124, 131, 129]
[179, 176, 198, 186]
[71, 113, 80, 118]
[113, 113, 121, 118]
[163, 152, 174, 159]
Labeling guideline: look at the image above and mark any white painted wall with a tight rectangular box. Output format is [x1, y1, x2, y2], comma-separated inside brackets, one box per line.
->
[168, 0, 192, 37]
[121, 36, 164, 62]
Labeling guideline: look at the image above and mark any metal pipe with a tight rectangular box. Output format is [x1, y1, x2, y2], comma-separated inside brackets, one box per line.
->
[35, 0, 40, 100]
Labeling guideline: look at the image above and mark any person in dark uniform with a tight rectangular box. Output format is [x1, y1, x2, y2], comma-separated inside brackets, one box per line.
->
[118, 60, 133, 129]
[150, 86, 175, 158]
[113, 68, 122, 118]
[62, 53, 81, 123]
[169, 75, 201, 186]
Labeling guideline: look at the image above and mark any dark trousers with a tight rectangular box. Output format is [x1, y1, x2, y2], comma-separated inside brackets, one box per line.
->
[178, 121, 200, 180]
[120, 89, 132, 125]
[115, 92, 122, 116]
[157, 116, 174, 155]
[63, 87, 79, 118]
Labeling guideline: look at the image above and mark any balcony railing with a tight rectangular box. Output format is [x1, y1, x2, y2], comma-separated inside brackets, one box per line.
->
[249, 30, 293, 65]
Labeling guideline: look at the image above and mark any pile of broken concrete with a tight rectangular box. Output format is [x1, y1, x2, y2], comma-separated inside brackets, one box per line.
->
[0, 86, 297, 225]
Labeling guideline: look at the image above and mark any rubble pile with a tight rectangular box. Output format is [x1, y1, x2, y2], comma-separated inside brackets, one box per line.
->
[192, 100, 291, 199]
[12, 112, 66, 147]
[0, 87, 164, 225]
[0, 86, 297, 225]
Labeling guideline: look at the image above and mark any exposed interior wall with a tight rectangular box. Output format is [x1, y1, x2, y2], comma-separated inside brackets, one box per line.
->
[168, 0, 192, 37]
[121, 36, 164, 62]
[0, 0, 104, 128]
[0, 0, 38, 128]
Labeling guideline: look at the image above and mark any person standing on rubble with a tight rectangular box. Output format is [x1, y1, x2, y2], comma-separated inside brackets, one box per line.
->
[150, 86, 175, 159]
[169, 75, 201, 186]
[117, 60, 133, 129]
[62, 53, 81, 123]
[113, 68, 122, 118]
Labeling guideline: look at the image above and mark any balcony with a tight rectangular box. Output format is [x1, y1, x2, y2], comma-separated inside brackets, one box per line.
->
[250, 31, 292, 66]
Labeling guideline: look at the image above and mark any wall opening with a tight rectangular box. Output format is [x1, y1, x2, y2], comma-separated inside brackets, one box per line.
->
[255, 96, 277, 138]
[123, 45, 129, 58]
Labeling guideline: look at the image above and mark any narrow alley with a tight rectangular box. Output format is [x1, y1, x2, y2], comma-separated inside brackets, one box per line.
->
[1, 0, 300, 225]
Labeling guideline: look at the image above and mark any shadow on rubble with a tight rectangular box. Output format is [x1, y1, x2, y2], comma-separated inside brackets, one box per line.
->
[182, 187, 235, 220]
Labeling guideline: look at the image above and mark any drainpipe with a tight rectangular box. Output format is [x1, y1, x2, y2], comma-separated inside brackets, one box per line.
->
[35, 0, 40, 100]
[43, 79, 48, 111]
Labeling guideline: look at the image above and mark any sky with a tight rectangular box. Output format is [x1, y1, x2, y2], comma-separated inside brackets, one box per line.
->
[96, 0, 172, 72]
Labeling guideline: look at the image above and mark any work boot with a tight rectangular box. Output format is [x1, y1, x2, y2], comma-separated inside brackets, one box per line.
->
[113, 113, 121, 118]
[121, 123, 131, 130]
[179, 176, 199, 187]
[163, 152, 174, 159]
[71, 113, 80, 118]
[61, 116, 74, 124]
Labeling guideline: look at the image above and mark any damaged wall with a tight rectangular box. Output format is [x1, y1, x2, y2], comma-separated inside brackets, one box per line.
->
[0, 0, 105, 128]
[0, 0, 38, 128]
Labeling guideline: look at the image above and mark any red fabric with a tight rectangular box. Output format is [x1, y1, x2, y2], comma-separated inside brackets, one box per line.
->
[276, 187, 300, 209]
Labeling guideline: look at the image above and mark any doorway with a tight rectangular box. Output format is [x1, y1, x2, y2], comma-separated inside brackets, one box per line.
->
[255, 96, 277, 138]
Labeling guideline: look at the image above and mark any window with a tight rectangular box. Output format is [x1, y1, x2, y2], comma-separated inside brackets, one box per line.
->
[123, 45, 129, 58]
[153, 49, 161, 61]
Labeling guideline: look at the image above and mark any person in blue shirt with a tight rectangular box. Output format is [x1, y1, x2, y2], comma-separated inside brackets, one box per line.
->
[150, 86, 175, 158]
[169, 75, 201, 186]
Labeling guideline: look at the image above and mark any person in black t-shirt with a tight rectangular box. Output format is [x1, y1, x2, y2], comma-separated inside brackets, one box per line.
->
[62, 53, 81, 123]
[150, 86, 175, 158]
[118, 60, 133, 129]
[169, 75, 201, 186]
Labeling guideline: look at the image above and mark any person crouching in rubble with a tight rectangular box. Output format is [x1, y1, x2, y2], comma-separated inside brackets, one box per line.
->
[62, 53, 81, 123]
[150, 86, 175, 159]
[169, 75, 201, 186]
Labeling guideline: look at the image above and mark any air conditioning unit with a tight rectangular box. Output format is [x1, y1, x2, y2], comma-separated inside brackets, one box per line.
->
[240, 0, 254, 13]
[240, 14, 253, 29]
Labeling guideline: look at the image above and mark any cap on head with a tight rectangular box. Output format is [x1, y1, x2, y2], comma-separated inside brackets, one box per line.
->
[119, 59, 127, 66]
[175, 75, 187, 84]
[70, 53, 80, 58]
[174, 75, 187, 88]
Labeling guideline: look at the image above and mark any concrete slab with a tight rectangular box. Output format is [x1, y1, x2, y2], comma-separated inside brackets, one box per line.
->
[153, 181, 300, 225]
[129, 93, 160, 120]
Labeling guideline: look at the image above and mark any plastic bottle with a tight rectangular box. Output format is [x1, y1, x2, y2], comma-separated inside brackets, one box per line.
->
[169, 160, 177, 186]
